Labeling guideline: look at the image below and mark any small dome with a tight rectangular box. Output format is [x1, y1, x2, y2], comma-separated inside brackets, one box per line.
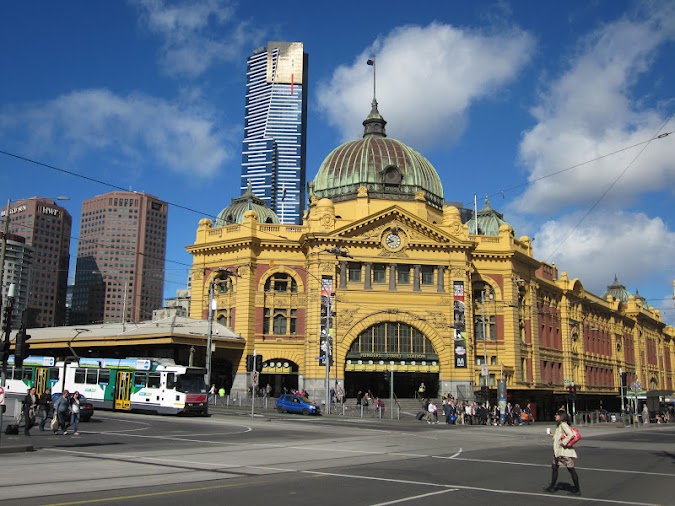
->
[465, 196, 512, 236]
[602, 275, 631, 303]
[312, 100, 444, 210]
[215, 184, 279, 226]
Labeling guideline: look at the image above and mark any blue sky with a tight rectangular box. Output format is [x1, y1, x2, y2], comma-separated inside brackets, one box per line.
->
[1, 1, 674, 323]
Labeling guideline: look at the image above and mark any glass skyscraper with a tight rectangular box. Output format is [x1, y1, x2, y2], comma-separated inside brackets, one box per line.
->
[241, 41, 308, 224]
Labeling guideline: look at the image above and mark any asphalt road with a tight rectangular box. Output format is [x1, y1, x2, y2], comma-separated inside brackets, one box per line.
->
[1, 411, 673, 506]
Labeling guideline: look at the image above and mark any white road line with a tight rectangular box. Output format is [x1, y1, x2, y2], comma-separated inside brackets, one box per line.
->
[371, 488, 458, 505]
[302, 470, 660, 506]
[443, 456, 675, 477]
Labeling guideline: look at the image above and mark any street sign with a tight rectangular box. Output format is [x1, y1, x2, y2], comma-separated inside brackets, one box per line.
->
[0, 386, 5, 405]
[481, 365, 488, 377]
[564, 378, 570, 387]
[252, 372, 259, 386]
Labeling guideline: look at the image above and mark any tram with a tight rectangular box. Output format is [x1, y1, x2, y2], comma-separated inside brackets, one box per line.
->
[2, 355, 208, 415]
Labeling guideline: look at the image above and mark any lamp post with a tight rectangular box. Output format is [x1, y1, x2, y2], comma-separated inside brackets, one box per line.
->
[206, 269, 235, 388]
[321, 247, 352, 414]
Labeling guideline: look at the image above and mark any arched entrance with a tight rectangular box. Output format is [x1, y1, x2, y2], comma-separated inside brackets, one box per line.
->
[259, 359, 299, 397]
[344, 322, 440, 398]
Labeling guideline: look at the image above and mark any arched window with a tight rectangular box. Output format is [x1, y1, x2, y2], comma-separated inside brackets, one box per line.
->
[262, 271, 299, 336]
[264, 272, 298, 293]
[348, 322, 436, 357]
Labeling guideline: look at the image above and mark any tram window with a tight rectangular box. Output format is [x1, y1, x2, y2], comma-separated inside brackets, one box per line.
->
[85, 369, 98, 384]
[9, 368, 19, 380]
[147, 373, 161, 388]
[99, 370, 110, 385]
[74, 368, 86, 383]
[134, 372, 147, 388]
[22, 368, 33, 382]
[49, 368, 59, 382]
[166, 373, 176, 389]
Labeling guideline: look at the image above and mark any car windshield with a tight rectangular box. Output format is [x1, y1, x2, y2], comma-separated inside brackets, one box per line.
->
[176, 373, 207, 393]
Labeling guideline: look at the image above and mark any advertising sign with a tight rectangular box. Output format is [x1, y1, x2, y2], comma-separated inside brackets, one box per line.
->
[453, 281, 467, 368]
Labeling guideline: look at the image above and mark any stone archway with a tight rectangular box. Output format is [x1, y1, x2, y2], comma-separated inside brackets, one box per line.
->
[339, 314, 447, 399]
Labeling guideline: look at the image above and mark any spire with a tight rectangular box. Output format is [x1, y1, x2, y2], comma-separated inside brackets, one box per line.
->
[363, 58, 387, 138]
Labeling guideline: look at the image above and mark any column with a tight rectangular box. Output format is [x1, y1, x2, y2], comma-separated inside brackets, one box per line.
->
[437, 265, 445, 293]
[364, 263, 372, 290]
[413, 265, 421, 292]
[389, 264, 396, 291]
[339, 261, 347, 289]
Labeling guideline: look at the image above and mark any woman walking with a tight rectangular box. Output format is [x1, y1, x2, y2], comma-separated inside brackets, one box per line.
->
[544, 409, 581, 495]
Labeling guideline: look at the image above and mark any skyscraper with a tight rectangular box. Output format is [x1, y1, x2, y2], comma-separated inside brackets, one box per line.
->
[2, 197, 71, 328]
[241, 41, 308, 224]
[71, 192, 167, 325]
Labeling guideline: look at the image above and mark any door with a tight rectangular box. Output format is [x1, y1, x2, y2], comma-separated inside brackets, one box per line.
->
[115, 371, 132, 410]
[35, 368, 49, 396]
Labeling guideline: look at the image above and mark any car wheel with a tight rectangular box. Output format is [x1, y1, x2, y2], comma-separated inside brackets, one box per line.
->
[302, 408, 310, 416]
[277, 406, 285, 413]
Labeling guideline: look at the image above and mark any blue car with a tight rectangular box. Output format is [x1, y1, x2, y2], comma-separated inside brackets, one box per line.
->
[275, 394, 321, 416]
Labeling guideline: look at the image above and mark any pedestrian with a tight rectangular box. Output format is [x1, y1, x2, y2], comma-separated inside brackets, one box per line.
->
[544, 409, 581, 495]
[38, 387, 53, 431]
[642, 403, 650, 424]
[53, 389, 71, 435]
[209, 384, 216, 404]
[427, 400, 438, 424]
[22, 387, 38, 436]
[417, 382, 426, 398]
[218, 386, 226, 405]
[265, 383, 272, 398]
[70, 391, 81, 436]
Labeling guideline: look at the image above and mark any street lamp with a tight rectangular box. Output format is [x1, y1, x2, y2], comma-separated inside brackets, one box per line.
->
[206, 268, 236, 387]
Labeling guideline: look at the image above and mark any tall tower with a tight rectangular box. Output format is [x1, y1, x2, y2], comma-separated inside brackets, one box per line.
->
[241, 41, 308, 224]
[71, 192, 167, 325]
[2, 197, 71, 328]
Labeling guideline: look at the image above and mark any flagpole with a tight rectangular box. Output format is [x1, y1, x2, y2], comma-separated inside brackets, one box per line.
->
[367, 58, 376, 101]
[474, 194, 478, 235]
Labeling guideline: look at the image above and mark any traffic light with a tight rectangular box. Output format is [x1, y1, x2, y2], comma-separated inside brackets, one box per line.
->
[14, 329, 29, 368]
[1, 340, 10, 364]
[620, 372, 628, 388]
[246, 354, 254, 372]
[568, 385, 577, 399]
[255, 354, 263, 372]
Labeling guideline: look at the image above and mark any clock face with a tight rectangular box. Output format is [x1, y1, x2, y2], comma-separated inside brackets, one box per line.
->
[386, 233, 401, 249]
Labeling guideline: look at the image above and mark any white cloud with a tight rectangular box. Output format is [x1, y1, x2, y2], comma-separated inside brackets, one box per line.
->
[132, 0, 263, 77]
[0, 89, 231, 177]
[514, 4, 675, 215]
[534, 210, 675, 298]
[317, 22, 534, 148]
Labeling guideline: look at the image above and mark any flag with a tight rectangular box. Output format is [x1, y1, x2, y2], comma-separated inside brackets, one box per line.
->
[367, 59, 375, 65]
[282, 184, 287, 201]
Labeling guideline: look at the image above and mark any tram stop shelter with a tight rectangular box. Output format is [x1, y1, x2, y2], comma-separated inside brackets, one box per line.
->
[8, 316, 246, 368]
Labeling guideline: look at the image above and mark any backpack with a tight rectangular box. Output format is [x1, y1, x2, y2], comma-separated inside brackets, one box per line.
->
[562, 426, 582, 447]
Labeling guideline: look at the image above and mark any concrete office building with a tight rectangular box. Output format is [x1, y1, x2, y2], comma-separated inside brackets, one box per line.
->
[240, 41, 308, 225]
[2, 197, 72, 327]
[0, 232, 33, 329]
[71, 192, 167, 325]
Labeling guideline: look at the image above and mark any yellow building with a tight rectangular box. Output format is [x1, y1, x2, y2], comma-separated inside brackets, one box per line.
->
[188, 100, 675, 416]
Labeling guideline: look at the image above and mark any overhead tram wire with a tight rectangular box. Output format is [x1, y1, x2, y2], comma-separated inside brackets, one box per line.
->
[0, 148, 297, 272]
[461, 128, 673, 209]
[2, 121, 673, 285]
[543, 114, 674, 263]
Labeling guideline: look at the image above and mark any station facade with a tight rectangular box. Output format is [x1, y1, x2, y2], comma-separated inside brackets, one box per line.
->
[187, 101, 675, 418]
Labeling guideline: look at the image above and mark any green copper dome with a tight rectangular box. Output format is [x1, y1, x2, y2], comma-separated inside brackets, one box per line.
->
[215, 184, 279, 226]
[312, 100, 444, 210]
[465, 196, 512, 236]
